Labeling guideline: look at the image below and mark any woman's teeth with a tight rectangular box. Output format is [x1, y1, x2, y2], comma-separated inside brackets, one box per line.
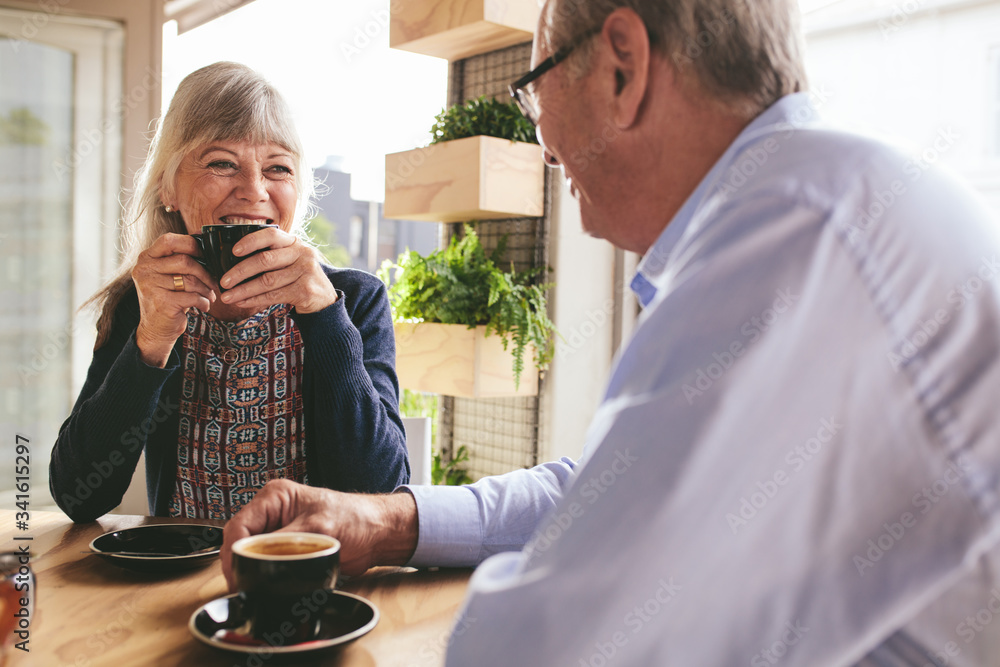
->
[221, 217, 268, 225]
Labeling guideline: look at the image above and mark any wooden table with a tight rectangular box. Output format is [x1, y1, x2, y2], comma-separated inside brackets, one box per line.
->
[2, 511, 472, 666]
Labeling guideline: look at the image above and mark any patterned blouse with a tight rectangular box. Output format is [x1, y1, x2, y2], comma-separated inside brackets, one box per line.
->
[169, 304, 307, 519]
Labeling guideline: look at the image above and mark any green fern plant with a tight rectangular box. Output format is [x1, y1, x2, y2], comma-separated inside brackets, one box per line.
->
[432, 445, 473, 486]
[378, 224, 555, 389]
[429, 96, 538, 145]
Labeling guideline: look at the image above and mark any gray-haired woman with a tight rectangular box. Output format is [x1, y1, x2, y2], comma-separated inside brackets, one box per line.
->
[50, 62, 409, 522]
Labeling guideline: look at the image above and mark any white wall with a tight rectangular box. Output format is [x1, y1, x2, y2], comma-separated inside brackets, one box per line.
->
[539, 175, 619, 463]
[803, 0, 1000, 215]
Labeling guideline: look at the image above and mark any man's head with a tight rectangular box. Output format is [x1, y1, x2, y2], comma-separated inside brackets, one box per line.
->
[523, 0, 807, 253]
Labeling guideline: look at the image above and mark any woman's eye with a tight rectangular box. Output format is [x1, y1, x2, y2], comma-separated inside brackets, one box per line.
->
[208, 160, 237, 171]
[268, 165, 292, 175]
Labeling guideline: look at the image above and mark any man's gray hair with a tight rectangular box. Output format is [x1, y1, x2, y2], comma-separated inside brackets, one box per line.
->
[542, 0, 808, 117]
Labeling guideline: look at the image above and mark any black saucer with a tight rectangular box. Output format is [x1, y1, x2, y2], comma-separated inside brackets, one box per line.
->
[90, 524, 222, 572]
[189, 591, 379, 655]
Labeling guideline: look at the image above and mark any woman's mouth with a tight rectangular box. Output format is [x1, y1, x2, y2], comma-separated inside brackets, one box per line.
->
[220, 216, 272, 225]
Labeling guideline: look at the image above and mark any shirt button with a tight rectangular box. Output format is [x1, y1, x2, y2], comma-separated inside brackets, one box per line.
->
[223, 349, 239, 364]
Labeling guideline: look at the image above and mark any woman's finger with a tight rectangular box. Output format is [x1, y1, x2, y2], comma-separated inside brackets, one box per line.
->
[221, 261, 302, 304]
[145, 232, 202, 259]
[172, 290, 213, 314]
[137, 242, 217, 289]
[220, 244, 302, 290]
[160, 272, 216, 303]
[228, 273, 336, 314]
[231, 226, 295, 256]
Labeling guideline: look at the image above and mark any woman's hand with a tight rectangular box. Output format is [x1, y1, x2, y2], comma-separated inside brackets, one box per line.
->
[217, 226, 338, 314]
[132, 234, 217, 368]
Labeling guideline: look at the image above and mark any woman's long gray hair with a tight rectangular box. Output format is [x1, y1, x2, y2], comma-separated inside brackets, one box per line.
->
[89, 61, 315, 347]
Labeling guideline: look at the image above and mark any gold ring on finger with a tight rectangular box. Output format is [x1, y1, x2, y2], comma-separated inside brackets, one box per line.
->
[172, 275, 185, 292]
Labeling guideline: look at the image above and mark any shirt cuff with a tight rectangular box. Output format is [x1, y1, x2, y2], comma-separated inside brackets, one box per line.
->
[401, 484, 483, 568]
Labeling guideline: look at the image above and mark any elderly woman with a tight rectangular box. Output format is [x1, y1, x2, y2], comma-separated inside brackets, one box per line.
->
[49, 62, 408, 522]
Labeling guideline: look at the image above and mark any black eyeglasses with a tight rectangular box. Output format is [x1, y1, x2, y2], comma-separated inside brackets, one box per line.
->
[508, 28, 599, 126]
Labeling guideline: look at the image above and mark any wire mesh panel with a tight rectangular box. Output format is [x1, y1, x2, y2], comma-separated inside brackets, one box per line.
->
[453, 217, 545, 272]
[437, 41, 551, 481]
[445, 397, 540, 479]
[448, 42, 532, 105]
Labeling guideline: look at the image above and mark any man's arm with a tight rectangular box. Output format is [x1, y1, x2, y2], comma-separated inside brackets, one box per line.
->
[405, 458, 578, 567]
[221, 458, 578, 588]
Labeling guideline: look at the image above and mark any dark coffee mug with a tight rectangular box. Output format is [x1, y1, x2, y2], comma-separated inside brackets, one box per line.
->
[191, 224, 278, 289]
[231, 532, 340, 643]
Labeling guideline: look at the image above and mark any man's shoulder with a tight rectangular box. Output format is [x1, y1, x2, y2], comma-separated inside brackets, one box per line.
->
[739, 125, 911, 197]
[729, 123, 986, 233]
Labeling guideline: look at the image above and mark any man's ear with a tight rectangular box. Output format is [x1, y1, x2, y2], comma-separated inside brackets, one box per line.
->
[601, 8, 650, 129]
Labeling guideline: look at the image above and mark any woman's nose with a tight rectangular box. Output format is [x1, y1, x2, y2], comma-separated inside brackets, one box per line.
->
[235, 170, 269, 201]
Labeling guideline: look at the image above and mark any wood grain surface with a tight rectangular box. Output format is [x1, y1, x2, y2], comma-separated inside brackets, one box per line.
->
[1, 511, 471, 667]
[384, 136, 545, 223]
[389, 0, 538, 61]
[394, 323, 539, 399]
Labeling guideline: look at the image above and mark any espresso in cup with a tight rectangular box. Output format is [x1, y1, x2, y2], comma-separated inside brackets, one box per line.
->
[241, 539, 333, 557]
[231, 532, 340, 643]
[192, 223, 277, 289]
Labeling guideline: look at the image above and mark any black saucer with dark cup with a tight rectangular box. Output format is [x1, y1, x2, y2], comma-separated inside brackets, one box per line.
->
[192, 223, 277, 290]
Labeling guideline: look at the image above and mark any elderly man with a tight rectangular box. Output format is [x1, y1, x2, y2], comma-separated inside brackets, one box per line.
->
[224, 0, 1000, 664]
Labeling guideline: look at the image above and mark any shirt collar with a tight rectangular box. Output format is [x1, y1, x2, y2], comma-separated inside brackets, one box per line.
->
[630, 92, 820, 307]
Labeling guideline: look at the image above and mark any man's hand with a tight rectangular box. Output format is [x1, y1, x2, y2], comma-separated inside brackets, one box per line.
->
[221, 479, 419, 590]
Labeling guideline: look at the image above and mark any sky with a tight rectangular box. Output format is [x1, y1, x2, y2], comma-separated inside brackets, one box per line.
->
[163, 0, 448, 203]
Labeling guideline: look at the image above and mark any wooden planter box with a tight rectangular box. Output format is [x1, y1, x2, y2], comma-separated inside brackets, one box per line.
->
[390, 0, 539, 61]
[394, 322, 538, 398]
[384, 135, 544, 223]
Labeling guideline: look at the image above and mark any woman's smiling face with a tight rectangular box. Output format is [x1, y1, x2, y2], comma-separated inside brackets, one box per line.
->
[169, 140, 298, 234]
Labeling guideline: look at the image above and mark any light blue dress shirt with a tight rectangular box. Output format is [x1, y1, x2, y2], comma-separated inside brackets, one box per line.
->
[404, 93, 1000, 666]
